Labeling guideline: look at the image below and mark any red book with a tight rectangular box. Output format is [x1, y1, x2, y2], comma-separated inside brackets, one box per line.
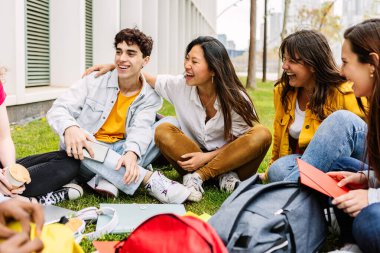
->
[297, 158, 349, 198]
[93, 241, 119, 253]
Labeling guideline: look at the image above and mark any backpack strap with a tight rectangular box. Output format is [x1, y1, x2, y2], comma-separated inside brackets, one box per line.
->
[274, 186, 301, 215]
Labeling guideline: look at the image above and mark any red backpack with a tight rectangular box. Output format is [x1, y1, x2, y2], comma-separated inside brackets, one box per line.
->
[115, 213, 227, 253]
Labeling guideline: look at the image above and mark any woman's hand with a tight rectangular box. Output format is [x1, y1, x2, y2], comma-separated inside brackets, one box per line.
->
[327, 171, 368, 189]
[177, 152, 212, 172]
[82, 64, 116, 78]
[0, 170, 13, 196]
[332, 189, 368, 217]
[0, 232, 43, 253]
[0, 199, 44, 238]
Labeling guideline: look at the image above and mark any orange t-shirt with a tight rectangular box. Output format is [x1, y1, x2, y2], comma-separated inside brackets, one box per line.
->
[94, 91, 140, 143]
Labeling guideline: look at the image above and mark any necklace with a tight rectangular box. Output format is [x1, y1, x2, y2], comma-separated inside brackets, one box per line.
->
[200, 94, 216, 108]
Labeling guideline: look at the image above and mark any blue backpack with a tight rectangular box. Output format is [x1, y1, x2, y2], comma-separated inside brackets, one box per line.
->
[209, 175, 327, 253]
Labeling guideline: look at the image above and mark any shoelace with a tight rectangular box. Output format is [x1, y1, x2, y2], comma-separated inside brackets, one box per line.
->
[184, 174, 204, 193]
[38, 190, 66, 205]
[149, 173, 174, 194]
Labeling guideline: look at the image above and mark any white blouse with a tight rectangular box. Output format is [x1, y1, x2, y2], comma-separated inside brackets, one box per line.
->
[155, 75, 252, 151]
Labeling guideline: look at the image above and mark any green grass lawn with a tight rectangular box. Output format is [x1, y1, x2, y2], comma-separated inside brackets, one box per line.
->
[11, 80, 277, 252]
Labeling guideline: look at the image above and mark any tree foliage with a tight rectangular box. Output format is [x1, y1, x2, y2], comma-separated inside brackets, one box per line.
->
[297, 1, 342, 42]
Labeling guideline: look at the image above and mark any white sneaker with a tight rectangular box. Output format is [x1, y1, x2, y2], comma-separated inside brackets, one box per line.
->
[328, 244, 362, 253]
[183, 173, 204, 202]
[218, 171, 240, 193]
[35, 183, 83, 205]
[87, 176, 119, 198]
[145, 171, 190, 203]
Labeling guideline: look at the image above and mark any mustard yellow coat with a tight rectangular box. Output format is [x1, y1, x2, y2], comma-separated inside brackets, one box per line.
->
[270, 82, 367, 165]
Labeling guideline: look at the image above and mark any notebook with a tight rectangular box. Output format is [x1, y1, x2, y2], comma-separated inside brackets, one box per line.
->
[44, 205, 75, 224]
[297, 158, 349, 198]
[96, 203, 186, 233]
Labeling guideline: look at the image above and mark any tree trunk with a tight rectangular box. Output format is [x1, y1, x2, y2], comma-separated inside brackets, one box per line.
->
[277, 0, 291, 78]
[246, 0, 256, 89]
[262, 0, 268, 82]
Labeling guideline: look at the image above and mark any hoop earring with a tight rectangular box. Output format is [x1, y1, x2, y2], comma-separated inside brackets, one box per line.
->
[212, 76, 214, 84]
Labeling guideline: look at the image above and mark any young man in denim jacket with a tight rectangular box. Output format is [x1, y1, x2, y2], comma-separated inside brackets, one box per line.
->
[47, 28, 191, 203]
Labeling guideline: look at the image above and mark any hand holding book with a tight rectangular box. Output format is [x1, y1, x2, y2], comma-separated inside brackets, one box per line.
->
[326, 171, 368, 190]
[297, 158, 349, 198]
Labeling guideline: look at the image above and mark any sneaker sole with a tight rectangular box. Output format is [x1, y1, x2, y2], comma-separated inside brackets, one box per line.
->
[63, 183, 84, 195]
[86, 179, 118, 198]
[170, 188, 191, 204]
[187, 192, 203, 202]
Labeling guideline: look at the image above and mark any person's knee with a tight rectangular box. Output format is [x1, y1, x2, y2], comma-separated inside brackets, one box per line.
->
[256, 125, 272, 149]
[154, 122, 178, 147]
[353, 203, 380, 250]
[329, 110, 353, 120]
[326, 110, 359, 127]
[245, 125, 272, 151]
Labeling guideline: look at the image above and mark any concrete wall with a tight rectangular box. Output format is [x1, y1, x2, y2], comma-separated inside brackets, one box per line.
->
[93, 0, 120, 66]
[50, 0, 86, 86]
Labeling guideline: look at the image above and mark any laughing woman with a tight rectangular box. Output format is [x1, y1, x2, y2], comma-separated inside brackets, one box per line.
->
[265, 30, 367, 182]
[85, 36, 272, 202]
[262, 19, 380, 252]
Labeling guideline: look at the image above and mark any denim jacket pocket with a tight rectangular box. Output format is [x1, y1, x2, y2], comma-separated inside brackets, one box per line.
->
[79, 98, 106, 129]
[85, 98, 105, 112]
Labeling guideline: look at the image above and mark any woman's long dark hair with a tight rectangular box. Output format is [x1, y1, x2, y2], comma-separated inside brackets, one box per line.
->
[276, 30, 355, 120]
[186, 36, 259, 140]
[344, 19, 380, 179]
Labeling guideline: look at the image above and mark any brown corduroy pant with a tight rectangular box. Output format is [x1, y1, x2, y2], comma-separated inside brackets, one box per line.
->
[154, 123, 272, 181]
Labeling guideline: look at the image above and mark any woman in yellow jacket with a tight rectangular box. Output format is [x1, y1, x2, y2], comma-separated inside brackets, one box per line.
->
[266, 30, 367, 182]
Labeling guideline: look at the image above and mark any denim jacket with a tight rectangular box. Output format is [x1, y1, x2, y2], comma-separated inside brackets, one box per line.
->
[47, 70, 162, 159]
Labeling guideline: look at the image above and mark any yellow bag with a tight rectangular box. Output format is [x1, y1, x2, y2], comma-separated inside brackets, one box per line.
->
[4, 221, 84, 253]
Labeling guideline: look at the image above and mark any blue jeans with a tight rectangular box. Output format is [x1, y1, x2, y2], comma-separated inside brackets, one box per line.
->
[80, 116, 179, 195]
[268, 110, 368, 182]
[352, 203, 380, 252]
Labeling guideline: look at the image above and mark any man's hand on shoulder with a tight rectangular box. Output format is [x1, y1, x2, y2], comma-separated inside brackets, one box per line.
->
[64, 126, 94, 160]
[82, 64, 116, 78]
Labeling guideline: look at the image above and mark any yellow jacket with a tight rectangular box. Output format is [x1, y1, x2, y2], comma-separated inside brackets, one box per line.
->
[270, 82, 367, 165]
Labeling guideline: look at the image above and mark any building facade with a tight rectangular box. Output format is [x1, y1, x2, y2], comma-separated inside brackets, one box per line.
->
[0, 0, 216, 122]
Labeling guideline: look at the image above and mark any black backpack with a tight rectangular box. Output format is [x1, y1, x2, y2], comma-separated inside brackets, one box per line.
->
[209, 174, 327, 253]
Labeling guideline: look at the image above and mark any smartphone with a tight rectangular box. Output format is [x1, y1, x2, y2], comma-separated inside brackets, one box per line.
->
[83, 141, 109, 163]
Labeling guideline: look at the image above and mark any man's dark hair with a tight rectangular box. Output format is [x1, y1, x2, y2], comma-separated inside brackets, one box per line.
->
[114, 28, 153, 57]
